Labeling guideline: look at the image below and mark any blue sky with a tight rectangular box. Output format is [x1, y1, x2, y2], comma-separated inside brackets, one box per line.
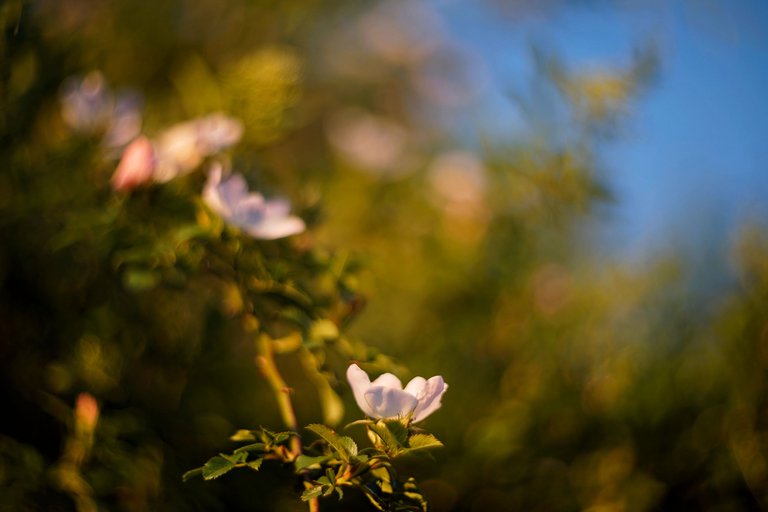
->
[436, 1, 768, 262]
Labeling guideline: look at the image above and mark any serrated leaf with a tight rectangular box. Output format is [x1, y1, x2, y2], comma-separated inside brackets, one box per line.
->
[225, 451, 248, 464]
[182, 467, 203, 482]
[406, 433, 443, 452]
[294, 454, 328, 471]
[337, 436, 358, 458]
[306, 424, 357, 462]
[233, 443, 266, 454]
[201, 456, 236, 480]
[230, 429, 256, 442]
[369, 422, 402, 454]
[246, 458, 263, 471]
[301, 485, 325, 501]
[335, 486, 344, 500]
[383, 419, 408, 445]
[272, 431, 296, 445]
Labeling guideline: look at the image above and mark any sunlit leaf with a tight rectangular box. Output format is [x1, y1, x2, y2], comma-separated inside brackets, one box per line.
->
[201, 456, 236, 480]
[306, 424, 357, 462]
[181, 467, 203, 482]
[301, 485, 325, 501]
[230, 430, 256, 442]
[406, 434, 443, 451]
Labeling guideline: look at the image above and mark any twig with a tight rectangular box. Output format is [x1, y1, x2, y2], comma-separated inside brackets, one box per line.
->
[255, 332, 319, 512]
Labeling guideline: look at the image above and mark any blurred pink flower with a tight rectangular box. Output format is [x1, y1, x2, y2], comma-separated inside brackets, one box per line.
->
[75, 392, 99, 434]
[111, 136, 155, 191]
[347, 363, 447, 423]
[203, 165, 305, 240]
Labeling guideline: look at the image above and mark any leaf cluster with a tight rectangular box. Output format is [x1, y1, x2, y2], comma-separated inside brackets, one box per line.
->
[184, 421, 442, 511]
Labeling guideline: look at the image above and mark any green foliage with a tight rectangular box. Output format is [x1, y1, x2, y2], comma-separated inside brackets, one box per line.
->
[2, 0, 766, 510]
[306, 424, 358, 462]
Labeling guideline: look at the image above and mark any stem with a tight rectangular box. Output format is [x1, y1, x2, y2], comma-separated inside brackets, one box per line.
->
[255, 332, 319, 512]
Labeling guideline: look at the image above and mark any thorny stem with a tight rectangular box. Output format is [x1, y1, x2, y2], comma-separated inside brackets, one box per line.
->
[255, 332, 320, 512]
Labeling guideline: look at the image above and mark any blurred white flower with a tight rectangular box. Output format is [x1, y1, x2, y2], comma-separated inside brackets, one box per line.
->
[326, 108, 410, 177]
[111, 136, 155, 191]
[203, 165, 305, 240]
[104, 92, 143, 149]
[60, 71, 113, 133]
[358, 0, 444, 66]
[347, 363, 448, 423]
[427, 150, 488, 219]
[60, 72, 143, 146]
[153, 113, 243, 183]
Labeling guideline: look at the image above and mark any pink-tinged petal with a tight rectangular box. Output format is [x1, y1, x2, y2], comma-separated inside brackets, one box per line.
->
[202, 166, 305, 240]
[347, 364, 375, 417]
[245, 216, 305, 240]
[371, 372, 403, 390]
[364, 387, 419, 419]
[404, 376, 427, 397]
[263, 198, 292, 217]
[196, 113, 243, 153]
[111, 136, 155, 191]
[217, 174, 250, 207]
[153, 123, 202, 182]
[411, 376, 448, 423]
[202, 165, 228, 216]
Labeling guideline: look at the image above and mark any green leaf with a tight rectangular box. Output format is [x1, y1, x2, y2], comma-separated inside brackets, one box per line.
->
[246, 458, 263, 471]
[259, 427, 296, 445]
[233, 443, 266, 454]
[306, 424, 357, 462]
[344, 419, 374, 429]
[294, 454, 328, 471]
[383, 419, 408, 445]
[201, 456, 236, 480]
[230, 429, 256, 442]
[406, 433, 443, 452]
[271, 431, 296, 445]
[228, 451, 249, 464]
[123, 268, 158, 291]
[181, 467, 203, 482]
[309, 319, 339, 341]
[301, 485, 325, 501]
[369, 422, 402, 454]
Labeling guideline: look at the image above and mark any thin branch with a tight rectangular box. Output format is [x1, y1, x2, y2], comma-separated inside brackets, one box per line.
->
[255, 331, 319, 512]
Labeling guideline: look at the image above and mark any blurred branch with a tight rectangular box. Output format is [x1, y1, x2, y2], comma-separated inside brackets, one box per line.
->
[254, 329, 319, 512]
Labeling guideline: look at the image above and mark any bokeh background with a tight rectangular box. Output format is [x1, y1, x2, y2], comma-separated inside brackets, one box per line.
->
[2, 0, 768, 510]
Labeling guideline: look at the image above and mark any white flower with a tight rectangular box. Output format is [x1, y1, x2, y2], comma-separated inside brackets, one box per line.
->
[60, 71, 112, 133]
[203, 165, 305, 240]
[346, 363, 447, 423]
[153, 113, 243, 183]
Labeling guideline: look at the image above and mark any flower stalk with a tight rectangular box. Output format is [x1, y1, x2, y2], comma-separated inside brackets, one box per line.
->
[254, 330, 319, 512]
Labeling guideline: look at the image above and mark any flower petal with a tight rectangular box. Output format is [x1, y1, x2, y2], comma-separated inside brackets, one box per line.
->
[364, 387, 418, 419]
[411, 376, 448, 423]
[404, 376, 426, 397]
[245, 216, 306, 240]
[111, 136, 155, 191]
[346, 364, 375, 417]
[371, 372, 403, 390]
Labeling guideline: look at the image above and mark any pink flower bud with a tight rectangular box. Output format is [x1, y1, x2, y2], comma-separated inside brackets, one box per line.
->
[75, 392, 99, 433]
[111, 136, 155, 191]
